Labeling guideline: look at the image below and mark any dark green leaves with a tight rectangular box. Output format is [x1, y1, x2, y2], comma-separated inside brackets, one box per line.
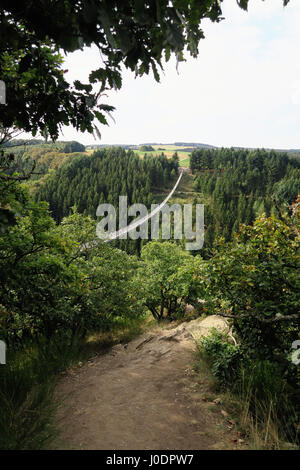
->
[200, 214, 300, 361]
[236, 0, 249, 11]
[0, 1, 292, 140]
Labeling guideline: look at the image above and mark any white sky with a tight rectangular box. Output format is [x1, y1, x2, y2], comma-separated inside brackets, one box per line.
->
[54, 0, 300, 148]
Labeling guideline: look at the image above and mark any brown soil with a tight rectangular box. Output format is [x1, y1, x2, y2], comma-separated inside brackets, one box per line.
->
[52, 316, 240, 450]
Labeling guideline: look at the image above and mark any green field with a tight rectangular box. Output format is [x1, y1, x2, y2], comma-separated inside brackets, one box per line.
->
[133, 144, 192, 166]
[179, 157, 190, 167]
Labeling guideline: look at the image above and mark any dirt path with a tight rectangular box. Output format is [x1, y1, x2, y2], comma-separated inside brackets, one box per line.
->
[53, 317, 239, 450]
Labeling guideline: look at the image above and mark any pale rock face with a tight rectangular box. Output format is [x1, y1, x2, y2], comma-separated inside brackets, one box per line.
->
[184, 315, 230, 342]
[153, 314, 230, 346]
[184, 304, 195, 315]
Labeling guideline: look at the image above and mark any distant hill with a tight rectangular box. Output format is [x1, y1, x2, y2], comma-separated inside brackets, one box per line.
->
[232, 146, 300, 153]
[5, 139, 85, 153]
[3, 139, 87, 194]
[173, 142, 216, 149]
[6, 138, 300, 156]
[87, 144, 136, 150]
[137, 142, 216, 149]
[138, 142, 300, 154]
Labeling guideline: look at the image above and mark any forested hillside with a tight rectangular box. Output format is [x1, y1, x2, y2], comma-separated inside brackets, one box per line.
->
[191, 148, 300, 248]
[34, 147, 179, 222]
[3, 139, 85, 153]
[3, 140, 87, 193]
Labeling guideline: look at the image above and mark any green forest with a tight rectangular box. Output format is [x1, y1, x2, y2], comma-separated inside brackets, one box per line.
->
[1, 140, 299, 449]
[34, 148, 179, 222]
[0, 0, 299, 454]
[191, 148, 300, 250]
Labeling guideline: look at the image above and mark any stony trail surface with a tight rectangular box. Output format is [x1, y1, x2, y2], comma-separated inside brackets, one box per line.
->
[53, 316, 239, 450]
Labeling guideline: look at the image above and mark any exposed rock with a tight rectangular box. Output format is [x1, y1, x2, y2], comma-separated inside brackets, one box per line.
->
[184, 304, 195, 315]
[184, 315, 229, 341]
[135, 335, 155, 350]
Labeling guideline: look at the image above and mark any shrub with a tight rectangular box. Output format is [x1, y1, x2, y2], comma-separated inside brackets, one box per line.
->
[198, 330, 244, 387]
[200, 214, 300, 366]
[196, 331, 300, 445]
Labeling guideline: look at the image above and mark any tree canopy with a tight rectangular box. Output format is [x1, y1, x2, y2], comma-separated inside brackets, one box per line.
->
[191, 147, 300, 252]
[0, 0, 290, 140]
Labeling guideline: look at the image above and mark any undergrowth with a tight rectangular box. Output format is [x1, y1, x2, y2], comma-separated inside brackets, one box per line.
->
[194, 329, 300, 450]
[0, 314, 147, 450]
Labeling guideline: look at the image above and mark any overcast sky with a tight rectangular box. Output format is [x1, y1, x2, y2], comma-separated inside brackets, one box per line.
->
[57, 0, 300, 148]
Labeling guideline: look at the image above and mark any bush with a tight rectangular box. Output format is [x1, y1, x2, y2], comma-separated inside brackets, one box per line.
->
[198, 330, 244, 387]
[0, 207, 143, 346]
[196, 331, 300, 445]
[200, 214, 300, 365]
[136, 241, 202, 321]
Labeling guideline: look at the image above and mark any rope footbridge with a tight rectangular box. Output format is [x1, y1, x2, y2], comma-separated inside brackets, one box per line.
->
[103, 168, 183, 242]
[82, 168, 184, 250]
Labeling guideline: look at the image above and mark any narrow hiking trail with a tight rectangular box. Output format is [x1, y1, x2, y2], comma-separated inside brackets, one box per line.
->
[53, 317, 242, 450]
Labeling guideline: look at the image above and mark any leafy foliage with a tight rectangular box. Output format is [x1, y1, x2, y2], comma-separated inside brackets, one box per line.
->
[1, 1, 290, 140]
[198, 330, 243, 387]
[0, 0, 219, 139]
[0, 140, 88, 234]
[196, 331, 299, 445]
[0, 203, 142, 346]
[0, 43, 106, 140]
[199, 214, 300, 364]
[136, 241, 201, 320]
[0, 150, 32, 231]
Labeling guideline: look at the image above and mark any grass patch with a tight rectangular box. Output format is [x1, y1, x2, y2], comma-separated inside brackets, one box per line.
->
[0, 336, 85, 450]
[179, 157, 190, 167]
